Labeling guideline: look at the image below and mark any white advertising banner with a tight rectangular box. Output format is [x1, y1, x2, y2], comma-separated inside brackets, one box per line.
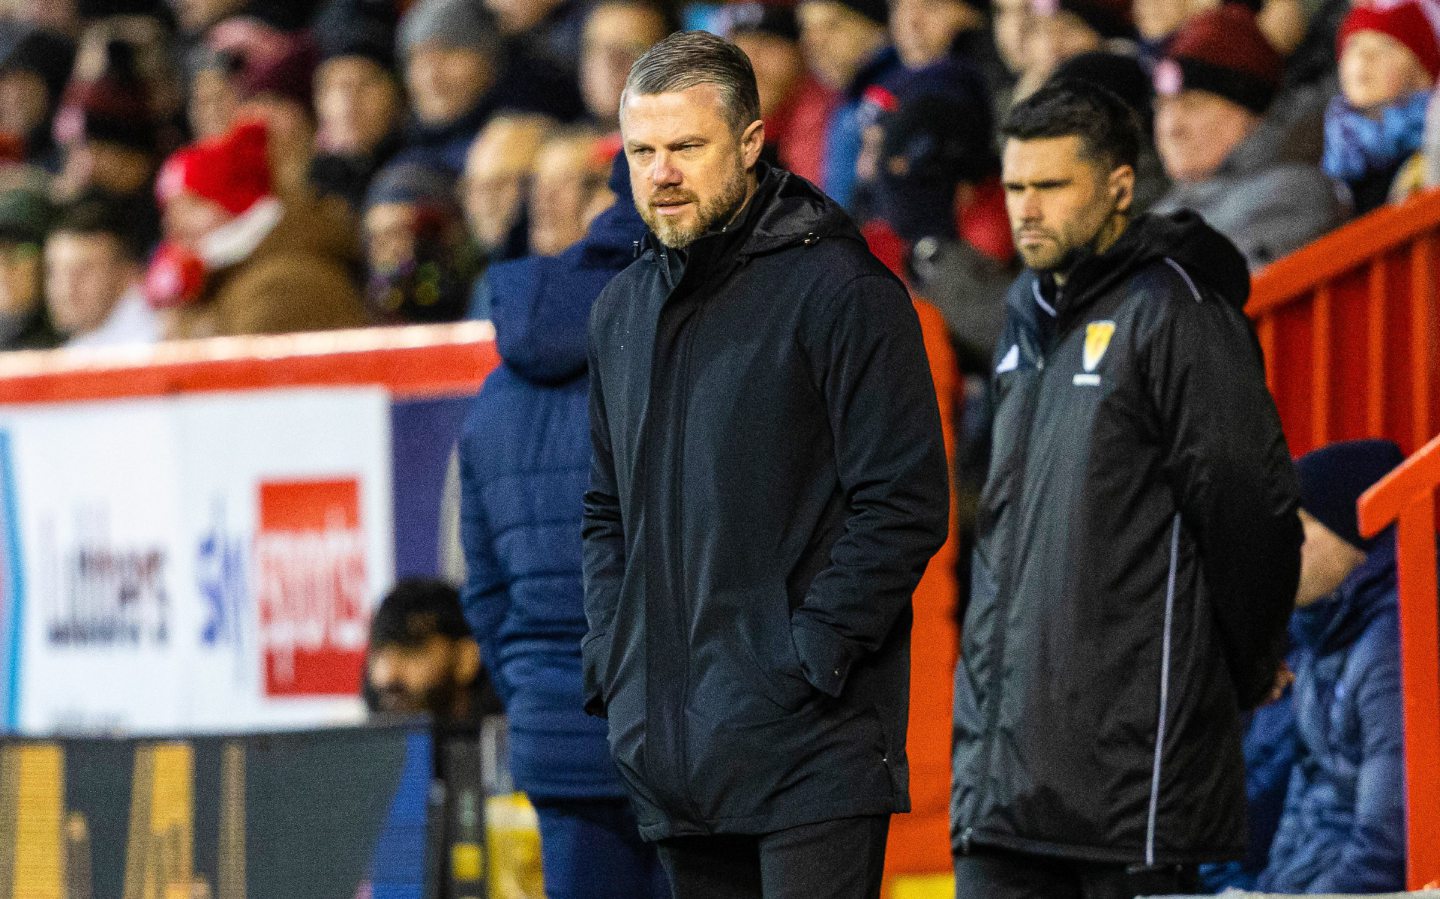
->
[0, 388, 394, 735]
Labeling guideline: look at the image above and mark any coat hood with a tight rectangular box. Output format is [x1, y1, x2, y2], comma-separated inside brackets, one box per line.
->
[1037, 210, 1251, 321]
[1292, 532, 1398, 655]
[490, 152, 646, 384]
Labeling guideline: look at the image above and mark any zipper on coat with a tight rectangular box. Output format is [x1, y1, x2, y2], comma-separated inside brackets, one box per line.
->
[1146, 512, 1182, 866]
[673, 295, 708, 821]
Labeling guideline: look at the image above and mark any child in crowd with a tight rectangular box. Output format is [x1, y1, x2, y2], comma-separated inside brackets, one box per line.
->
[1323, 0, 1440, 213]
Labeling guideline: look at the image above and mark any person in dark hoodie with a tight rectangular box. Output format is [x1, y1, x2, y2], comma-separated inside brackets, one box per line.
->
[950, 79, 1303, 897]
[459, 153, 669, 899]
[1255, 439, 1406, 894]
[584, 31, 949, 898]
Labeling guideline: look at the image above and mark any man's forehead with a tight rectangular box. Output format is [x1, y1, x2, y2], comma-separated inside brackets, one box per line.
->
[1002, 134, 1092, 178]
[621, 84, 731, 136]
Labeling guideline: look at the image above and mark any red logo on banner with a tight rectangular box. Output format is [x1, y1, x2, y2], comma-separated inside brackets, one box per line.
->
[255, 479, 368, 696]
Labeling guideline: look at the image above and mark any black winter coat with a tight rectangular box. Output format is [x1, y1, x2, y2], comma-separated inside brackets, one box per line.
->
[582, 164, 950, 840]
[952, 212, 1303, 865]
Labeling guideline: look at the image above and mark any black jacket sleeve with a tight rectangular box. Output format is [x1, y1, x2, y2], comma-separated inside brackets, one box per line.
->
[792, 273, 951, 698]
[1147, 278, 1303, 710]
[580, 329, 622, 717]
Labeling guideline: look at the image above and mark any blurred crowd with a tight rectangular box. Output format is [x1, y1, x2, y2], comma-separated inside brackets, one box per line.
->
[0, 0, 1436, 354]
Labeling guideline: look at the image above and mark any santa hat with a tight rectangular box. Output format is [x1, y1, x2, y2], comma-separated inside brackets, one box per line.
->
[156, 120, 273, 216]
[1155, 4, 1283, 114]
[1339, 0, 1440, 84]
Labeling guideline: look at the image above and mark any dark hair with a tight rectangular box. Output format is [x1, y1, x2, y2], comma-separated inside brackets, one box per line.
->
[1000, 78, 1141, 172]
[621, 30, 761, 132]
[369, 578, 473, 649]
[50, 193, 142, 262]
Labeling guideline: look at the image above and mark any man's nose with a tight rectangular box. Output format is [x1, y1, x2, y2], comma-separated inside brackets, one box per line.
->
[651, 153, 682, 187]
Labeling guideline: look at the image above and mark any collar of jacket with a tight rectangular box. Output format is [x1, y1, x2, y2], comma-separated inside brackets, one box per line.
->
[1292, 531, 1397, 655]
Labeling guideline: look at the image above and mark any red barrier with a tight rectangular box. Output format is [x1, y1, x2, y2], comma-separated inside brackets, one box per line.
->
[0, 322, 500, 404]
[1359, 434, 1440, 890]
[1248, 188, 1440, 457]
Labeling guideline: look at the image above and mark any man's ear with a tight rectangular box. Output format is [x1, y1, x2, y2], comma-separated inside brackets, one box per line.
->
[454, 638, 482, 686]
[1109, 164, 1136, 215]
[741, 119, 766, 168]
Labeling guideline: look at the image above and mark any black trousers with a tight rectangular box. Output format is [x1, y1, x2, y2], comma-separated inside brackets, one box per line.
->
[954, 844, 1201, 899]
[655, 816, 890, 899]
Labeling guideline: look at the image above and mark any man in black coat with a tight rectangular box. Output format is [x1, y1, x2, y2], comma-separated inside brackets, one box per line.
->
[581, 30, 950, 899]
[950, 80, 1304, 897]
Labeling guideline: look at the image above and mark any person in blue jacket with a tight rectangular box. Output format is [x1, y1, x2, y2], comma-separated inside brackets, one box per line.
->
[458, 153, 668, 899]
[1256, 438, 1408, 894]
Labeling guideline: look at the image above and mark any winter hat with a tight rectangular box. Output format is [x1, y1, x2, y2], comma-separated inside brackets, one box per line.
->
[52, 40, 158, 154]
[1031, 0, 1136, 41]
[720, 3, 801, 42]
[1052, 51, 1155, 129]
[236, 32, 320, 113]
[369, 579, 472, 650]
[882, 58, 998, 186]
[397, 0, 502, 61]
[314, 0, 398, 68]
[156, 120, 273, 215]
[0, 27, 77, 108]
[363, 160, 457, 212]
[1154, 4, 1283, 115]
[1338, 0, 1440, 85]
[1296, 439, 1405, 551]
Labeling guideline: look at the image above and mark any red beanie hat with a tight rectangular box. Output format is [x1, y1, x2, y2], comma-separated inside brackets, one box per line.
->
[156, 120, 273, 216]
[1339, 0, 1440, 84]
[1154, 4, 1283, 114]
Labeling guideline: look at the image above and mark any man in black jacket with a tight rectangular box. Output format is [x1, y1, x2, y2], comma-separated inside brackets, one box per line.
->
[582, 30, 949, 899]
[951, 80, 1303, 897]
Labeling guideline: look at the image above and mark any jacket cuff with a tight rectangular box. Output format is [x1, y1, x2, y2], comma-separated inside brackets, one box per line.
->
[580, 629, 609, 718]
[791, 617, 858, 699]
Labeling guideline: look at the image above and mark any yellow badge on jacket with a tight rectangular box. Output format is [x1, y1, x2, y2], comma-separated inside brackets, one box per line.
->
[1083, 321, 1116, 372]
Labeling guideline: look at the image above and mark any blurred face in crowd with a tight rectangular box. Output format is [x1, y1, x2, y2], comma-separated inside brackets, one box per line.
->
[1154, 89, 1258, 183]
[581, 2, 670, 126]
[1029, 11, 1101, 75]
[315, 56, 401, 155]
[0, 71, 51, 139]
[621, 84, 765, 248]
[44, 231, 137, 336]
[1258, 0, 1305, 57]
[1294, 510, 1366, 608]
[363, 202, 417, 275]
[733, 33, 804, 119]
[163, 192, 233, 247]
[797, 0, 889, 90]
[892, 0, 984, 69]
[169, 0, 246, 34]
[462, 116, 551, 251]
[993, 0, 1035, 73]
[0, 241, 42, 317]
[56, 142, 156, 203]
[367, 635, 481, 720]
[7, 0, 77, 33]
[529, 134, 610, 256]
[1003, 134, 1133, 272]
[1340, 31, 1433, 112]
[406, 43, 495, 127]
[484, 0, 565, 35]
[189, 66, 239, 140]
[1131, 0, 1216, 42]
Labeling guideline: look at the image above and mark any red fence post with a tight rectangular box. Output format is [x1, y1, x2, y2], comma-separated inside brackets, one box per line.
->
[1359, 433, 1440, 890]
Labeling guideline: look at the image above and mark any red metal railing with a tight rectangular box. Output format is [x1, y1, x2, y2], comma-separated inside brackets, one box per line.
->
[1249, 188, 1440, 457]
[1359, 433, 1440, 890]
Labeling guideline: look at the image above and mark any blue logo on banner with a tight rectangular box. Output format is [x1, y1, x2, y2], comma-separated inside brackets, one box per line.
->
[0, 430, 25, 731]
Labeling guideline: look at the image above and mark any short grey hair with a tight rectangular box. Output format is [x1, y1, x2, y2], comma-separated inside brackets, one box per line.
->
[620, 30, 762, 132]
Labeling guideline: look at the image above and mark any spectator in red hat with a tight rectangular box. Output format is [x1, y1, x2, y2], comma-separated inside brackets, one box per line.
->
[147, 119, 369, 338]
[1324, 0, 1440, 214]
[1151, 4, 1342, 269]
